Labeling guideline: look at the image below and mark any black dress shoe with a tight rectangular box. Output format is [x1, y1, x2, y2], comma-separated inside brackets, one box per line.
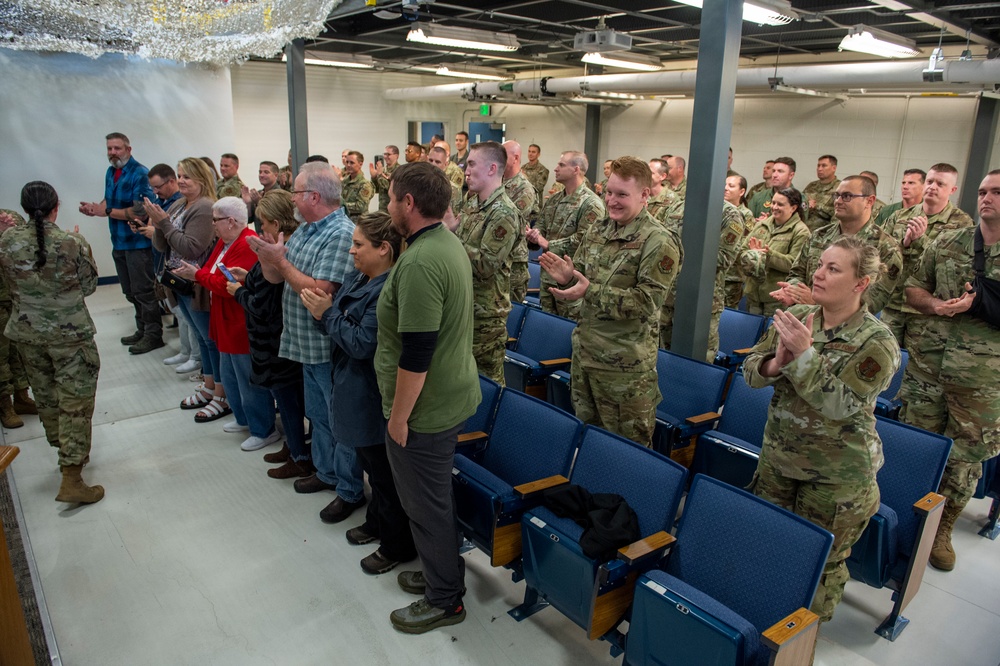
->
[293, 473, 337, 494]
[320, 495, 367, 524]
[120, 331, 143, 345]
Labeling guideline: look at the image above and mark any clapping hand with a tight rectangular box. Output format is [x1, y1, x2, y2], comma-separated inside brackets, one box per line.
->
[772, 309, 815, 360]
[143, 197, 168, 225]
[747, 236, 769, 253]
[300, 287, 333, 320]
[903, 216, 929, 248]
[934, 282, 976, 317]
[538, 251, 574, 285]
[247, 231, 287, 265]
[0, 212, 17, 233]
[525, 225, 548, 251]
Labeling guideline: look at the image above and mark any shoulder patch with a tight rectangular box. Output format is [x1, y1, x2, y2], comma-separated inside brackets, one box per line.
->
[659, 255, 675, 274]
[493, 226, 507, 241]
[887, 264, 900, 280]
[856, 356, 882, 382]
[725, 231, 737, 244]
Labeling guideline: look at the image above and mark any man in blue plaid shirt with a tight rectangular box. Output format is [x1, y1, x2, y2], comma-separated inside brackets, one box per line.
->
[78, 132, 161, 355]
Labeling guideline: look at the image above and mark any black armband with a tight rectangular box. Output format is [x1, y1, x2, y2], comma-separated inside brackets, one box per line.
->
[399, 331, 440, 373]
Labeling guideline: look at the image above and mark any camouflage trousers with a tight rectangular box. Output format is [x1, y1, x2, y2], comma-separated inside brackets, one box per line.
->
[571, 364, 660, 447]
[18, 339, 100, 467]
[745, 298, 781, 318]
[473, 317, 507, 386]
[0, 301, 29, 395]
[723, 279, 744, 310]
[879, 306, 906, 348]
[510, 261, 529, 305]
[539, 276, 581, 321]
[659, 306, 721, 363]
[900, 365, 1000, 510]
[752, 456, 880, 623]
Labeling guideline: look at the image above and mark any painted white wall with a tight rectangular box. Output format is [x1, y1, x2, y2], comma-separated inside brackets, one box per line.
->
[0, 49, 235, 278]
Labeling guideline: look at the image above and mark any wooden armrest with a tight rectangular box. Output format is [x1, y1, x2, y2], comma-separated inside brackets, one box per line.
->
[913, 491, 946, 514]
[457, 431, 488, 444]
[761, 607, 820, 666]
[0, 446, 19, 473]
[732, 347, 753, 355]
[539, 357, 572, 367]
[507, 336, 517, 343]
[685, 411, 721, 425]
[617, 531, 676, 565]
[527, 288, 540, 295]
[514, 474, 569, 498]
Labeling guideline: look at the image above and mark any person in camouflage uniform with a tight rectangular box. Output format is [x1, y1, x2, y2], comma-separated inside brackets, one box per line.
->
[775, 176, 903, 316]
[370, 145, 400, 212]
[860, 171, 886, 222]
[540, 157, 680, 446]
[525, 151, 605, 318]
[594, 159, 612, 196]
[341, 150, 375, 219]
[427, 146, 467, 228]
[874, 168, 926, 230]
[454, 142, 519, 384]
[899, 170, 1000, 572]
[216, 153, 245, 199]
[664, 156, 687, 202]
[646, 159, 678, 223]
[802, 155, 841, 231]
[438, 143, 466, 189]
[0, 209, 37, 429]
[746, 159, 775, 203]
[744, 236, 901, 623]
[658, 199, 745, 361]
[749, 157, 796, 219]
[521, 144, 550, 201]
[738, 188, 812, 316]
[881, 164, 973, 346]
[722, 173, 757, 308]
[0, 182, 104, 504]
[502, 141, 537, 303]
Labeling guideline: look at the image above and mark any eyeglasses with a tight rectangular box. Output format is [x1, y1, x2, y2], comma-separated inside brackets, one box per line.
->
[212, 216, 232, 222]
[291, 189, 316, 196]
[834, 192, 870, 202]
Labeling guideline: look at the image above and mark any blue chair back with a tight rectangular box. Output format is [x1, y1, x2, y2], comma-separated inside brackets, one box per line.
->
[716, 373, 774, 446]
[874, 417, 951, 558]
[511, 307, 576, 362]
[462, 376, 502, 436]
[507, 302, 527, 340]
[717, 308, 766, 358]
[528, 261, 541, 291]
[667, 475, 833, 634]
[656, 350, 729, 420]
[570, 426, 687, 537]
[481, 389, 582, 487]
[878, 348, 908, 405]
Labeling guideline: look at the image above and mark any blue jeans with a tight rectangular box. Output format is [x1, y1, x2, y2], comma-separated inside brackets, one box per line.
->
[303, 362, 363, 502]
[175, 295, 218, 381]
[218, 352, 275, 438]
[272, 382, 308, 462]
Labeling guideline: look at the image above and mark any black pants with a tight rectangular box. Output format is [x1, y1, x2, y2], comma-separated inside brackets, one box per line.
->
[356, 443, 417, 562]
[112, 248, 161, 339]
[386, 424, 465, 608]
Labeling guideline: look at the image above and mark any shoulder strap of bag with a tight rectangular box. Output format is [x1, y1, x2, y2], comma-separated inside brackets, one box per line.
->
[974, 225, 986, 275]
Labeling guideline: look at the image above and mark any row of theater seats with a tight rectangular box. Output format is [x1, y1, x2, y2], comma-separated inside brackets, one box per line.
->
[455, 379, 833, 665]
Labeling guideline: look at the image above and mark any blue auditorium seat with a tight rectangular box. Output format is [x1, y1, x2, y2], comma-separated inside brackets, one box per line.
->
[456, 375, 502, 459]
[653, 350, 730, 465]
[714, 308, 767, 370]
[874, 348, 908, 420]
[504, 306, 576, 399]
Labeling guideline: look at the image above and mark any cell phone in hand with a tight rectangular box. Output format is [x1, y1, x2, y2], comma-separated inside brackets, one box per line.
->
[218, 264, 237, 282]
[374, 155, 384, 166]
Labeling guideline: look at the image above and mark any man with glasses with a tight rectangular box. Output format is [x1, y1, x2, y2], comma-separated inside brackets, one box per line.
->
[774, 175, 903, 314]
[370, 145, 400, 212]
[403, 142, 422, 164]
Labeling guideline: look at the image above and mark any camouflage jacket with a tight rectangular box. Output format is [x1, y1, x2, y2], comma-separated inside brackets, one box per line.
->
[503, 171, 538, 229]
[0, 221, 98, 343]
[738, 215, 811, 307]
[747, 180, 769, 203]
[744, 303, 899, 484]
[445, 162, 465, 188]
[216, 176, 244, 199]
[724, 204, 757, 286]
[665, 177, 687, 202]
[341, 173, 375, 219]
[0, 209, 27, 302]
[372, 162, 398, 211]
[536, 183, 605, 262]
[455, 186, 520, 323]
[571, 208, 680, 373]
[748, 186, 775, 219]
[884, 200, 974, 314]
[646, 188, 678, 224]
[788, 218, 903, 314]
[522, 161, 550, 199]
[905, 225, 1000, 385]
[802, 178, 840, 231]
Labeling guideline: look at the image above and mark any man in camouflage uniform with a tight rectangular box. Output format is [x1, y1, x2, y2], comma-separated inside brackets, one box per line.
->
[525, 151, 605, 318]
[341, 150, 375, 219]
[860, 170, 887, 222]
[502, 141, 537, 303]
[454, 142, 519, 384]
[746, 159, 775, 203]
[900, 169, 1000, 572]
[664, 156, 687, 203]
[427, 146, 466, 226]
[521, 144, 550, 202]
[646, 159, 677, 223]
[451, 131, 470, 171]
[434, 141, 466, 189]
[802, 155, 841, 231]
[0, 209, 36, 429]
[594, 159, 612, 195]
[369, 145, 399, 212]
[875, 168, 925, 229]
[658, 199, 745, 361]
[775, 176, 903, 315]
[540, 157, 680, 446]
[881, 163, 973, 345]
[749, 157, 796, 218]
[217, 153, 245, 199]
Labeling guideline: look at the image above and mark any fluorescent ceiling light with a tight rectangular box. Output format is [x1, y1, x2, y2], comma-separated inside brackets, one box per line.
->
[839, 24, 920, 59]
[407, 24, 520, 52]
[582, 52, 662, 72]
[282, 52, 375, 69]
[672, 0, 797, 26]
[435, 66, 511, 81]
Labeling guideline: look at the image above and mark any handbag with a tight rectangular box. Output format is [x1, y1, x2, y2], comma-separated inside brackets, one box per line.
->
[968, 226, 1000, 330]
[160, 268, 194, 297]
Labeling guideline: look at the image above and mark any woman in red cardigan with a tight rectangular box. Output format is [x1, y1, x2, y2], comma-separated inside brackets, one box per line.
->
[175, 197, 279, 451]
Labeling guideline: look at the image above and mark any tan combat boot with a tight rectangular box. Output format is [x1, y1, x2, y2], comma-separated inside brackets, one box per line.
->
[55, 464, 104, 504]
[929, 500, 963, 571]
[13, 388, 37, 415]
[0, 394, 23, 429]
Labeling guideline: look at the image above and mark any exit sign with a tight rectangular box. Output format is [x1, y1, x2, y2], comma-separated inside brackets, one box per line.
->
[479, 104, 491, 116]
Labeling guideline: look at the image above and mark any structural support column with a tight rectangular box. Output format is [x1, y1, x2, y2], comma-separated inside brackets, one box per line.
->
[584, 104, 602, 184]
[286, 39, 309, 178]
[961, 94, 999, 214]
[671, 0, 743, 361]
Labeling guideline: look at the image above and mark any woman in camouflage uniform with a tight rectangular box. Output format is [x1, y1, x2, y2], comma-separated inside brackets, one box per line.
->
[744, 236, 901, 624]
[0, 182, 103, 504]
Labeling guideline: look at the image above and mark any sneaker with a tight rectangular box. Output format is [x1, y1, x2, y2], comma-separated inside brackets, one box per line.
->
[293, 473, 337, 494]
[176, 359, 201, 374]
[129, 336, 165, 355]
[390, 598, 466, 634]
[319, 495, 367, 524]
[241, 431, 281, 452]
[346, 526, 378, 546]
[361, 549, 406, 576]
[163, 352, 189, 366]
[397, 570, 426, 595]
[120, 331, 143, 346]
[222, 420, 250, 433]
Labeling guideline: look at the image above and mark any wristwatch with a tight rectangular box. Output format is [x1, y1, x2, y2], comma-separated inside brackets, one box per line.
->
[105, 207, 113, 216]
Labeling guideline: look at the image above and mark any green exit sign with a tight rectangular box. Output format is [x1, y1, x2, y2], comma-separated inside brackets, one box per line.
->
[479, 104, 491, 116]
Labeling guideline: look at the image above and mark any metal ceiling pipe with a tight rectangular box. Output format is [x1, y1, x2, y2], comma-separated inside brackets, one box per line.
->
[383, 59, 1000, 100]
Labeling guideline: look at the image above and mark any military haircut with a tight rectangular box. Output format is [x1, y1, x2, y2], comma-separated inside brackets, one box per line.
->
[819, 154, 838, 165]
[860, 170, 879, 186]
[563, 151, 588, 172]
[305, 155, 329, 163]
[148, 163, 176, 181]
[299, 161, 341, 205]
[529, 144, 541, 152]
[830, 234, 884, 285]
[671, 155, 686, 171]
[903, 168, 927, 182]
[429, 146, 448, 159]
[255, 189, 300, 237]
[842, 174, 877, 197]
[221, 152, 240, 165]
[406, 141, 423, 152]
[929, 162, 959, 177]
[390, 162, 452, 220]
[648, 158, 669, 177]
[989, 168, 1000, 177]
[456, 131, 469, 140]
[385, 145, 400, 156]
[356, 210, 404, 263]
[348, 150, 364, 163]
[178, 157, 219, 202]
[774, 156, 797, 173]
[611, 156, 653, 190]
[764, 159, 776, 165]
[106, 131, 130, 146]
[259, 161, 280, 174]
[470, 141, 508, 173]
